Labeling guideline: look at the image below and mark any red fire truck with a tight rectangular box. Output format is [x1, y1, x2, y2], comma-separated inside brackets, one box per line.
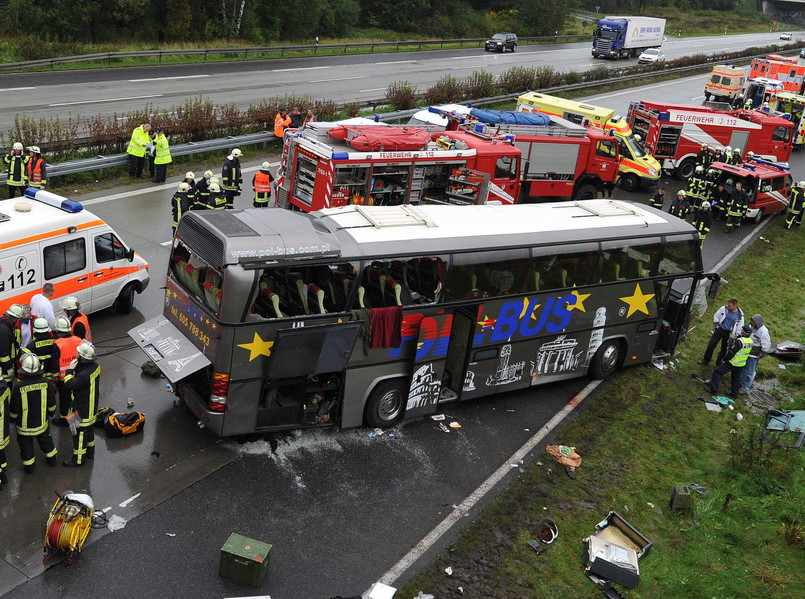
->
[749, 55, 805, 94]
[274, 118, 621, 211]
[626, 100, 793, 179]
[709, 158, 792, 223]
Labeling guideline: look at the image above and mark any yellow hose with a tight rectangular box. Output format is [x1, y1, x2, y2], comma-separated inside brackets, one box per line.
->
[44, 497, 93, 556]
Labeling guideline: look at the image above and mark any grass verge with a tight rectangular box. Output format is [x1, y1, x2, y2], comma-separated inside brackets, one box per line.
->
[396, 216, 805, 598]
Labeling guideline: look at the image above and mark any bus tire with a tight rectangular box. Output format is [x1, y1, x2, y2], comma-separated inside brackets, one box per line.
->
[590, 340, 621, 379]
[111, 284, 136, 314]
[365, 379, 407, 428]
[574, 183, 598, 200]
[619, 173, 640, 192]
[677, 157, 696, 180]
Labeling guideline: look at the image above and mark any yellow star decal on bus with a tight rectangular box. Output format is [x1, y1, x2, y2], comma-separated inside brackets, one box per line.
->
[520, 297, 540, 320]
[619, 284, 655, 318]
[567, 286, 591, 312]
[237, 333, 274, 361]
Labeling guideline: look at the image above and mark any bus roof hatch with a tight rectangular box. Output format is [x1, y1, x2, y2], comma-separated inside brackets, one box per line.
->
[352, 205, 437, 229]
[574, 200, 642, 218]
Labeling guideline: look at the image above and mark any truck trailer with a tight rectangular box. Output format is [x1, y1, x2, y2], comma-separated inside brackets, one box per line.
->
[592, 16, 666, 60]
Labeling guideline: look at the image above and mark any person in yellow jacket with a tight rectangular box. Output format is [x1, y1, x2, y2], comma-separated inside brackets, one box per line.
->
[153, 128, 171, 183]
[4, 142, 29, 198]
[274, 108, 291, 139]
[126, 123, 152, 179]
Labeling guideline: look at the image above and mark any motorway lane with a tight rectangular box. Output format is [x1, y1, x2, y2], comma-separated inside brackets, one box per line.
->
[0, 31, 798, 132]
[1, 69, 798, 597]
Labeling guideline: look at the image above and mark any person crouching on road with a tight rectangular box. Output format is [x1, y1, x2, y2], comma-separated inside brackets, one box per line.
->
[706, 325, 754, 399]
[253, 162, 274, 208]
[62, 341, 100, 467]
[10, 353, 58, 473]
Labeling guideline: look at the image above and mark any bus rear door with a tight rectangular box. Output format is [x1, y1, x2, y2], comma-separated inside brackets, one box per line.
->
[405, 314, 455, 419]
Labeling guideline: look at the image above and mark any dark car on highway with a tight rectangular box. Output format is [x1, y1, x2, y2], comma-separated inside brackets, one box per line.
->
[485, 33, 518, 52]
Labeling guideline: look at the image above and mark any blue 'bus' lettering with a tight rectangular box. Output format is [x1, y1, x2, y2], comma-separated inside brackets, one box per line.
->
[490, 294, 576, 342]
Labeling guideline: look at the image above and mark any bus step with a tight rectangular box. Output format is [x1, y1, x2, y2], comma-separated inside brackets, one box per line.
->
[439, 387, 459, 402]
[652, 349, 671, 360]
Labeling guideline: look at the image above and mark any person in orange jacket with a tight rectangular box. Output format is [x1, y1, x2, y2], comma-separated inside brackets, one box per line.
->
[274, 108, 291, 139]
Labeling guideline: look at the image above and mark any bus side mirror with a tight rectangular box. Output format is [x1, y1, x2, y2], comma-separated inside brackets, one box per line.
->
[707, 275, 721, 299]
[127, 248, 135, 262]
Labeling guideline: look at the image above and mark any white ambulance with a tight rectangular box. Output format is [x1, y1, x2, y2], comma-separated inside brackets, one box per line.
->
[0, 189, 150, 315]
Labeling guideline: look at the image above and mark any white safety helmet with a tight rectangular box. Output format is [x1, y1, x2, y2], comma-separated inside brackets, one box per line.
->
[725, 146, 733, 153]
[20, 352, 41, 375]
[733, 147, 741, 154]
[210, 176, 220, 186]
[746, 151, 755, 159]
[185, 171, 195, 180]
[76, 340, 96, 361]
[261, 161, 271, 170]
[28, 145, 41, 153]
[701, 201, 711, 209]
[62, 296, 80, 311]
[716, 146, 724, 153]
[33, 317, 50, 334]
[231, 148, 243, 158]
[798, 181, 805, 188]
[178, 182, 191, 192]
[677, 190, 686, 197]
[12, 142, 23, 151]
[55, 316, 72, 334]
[203, 170, 213, 179]
[707, 169, 715, 176]
[4, 303, 23, 319]
[209, 183, 221, 193]
[695, 165, 704, 173]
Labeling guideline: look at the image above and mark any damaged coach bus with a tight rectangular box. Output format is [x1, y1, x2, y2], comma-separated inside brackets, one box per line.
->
[129, 201, 711, 437]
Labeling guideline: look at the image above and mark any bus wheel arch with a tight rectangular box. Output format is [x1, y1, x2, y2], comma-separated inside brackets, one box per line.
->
[364, 378, 407, 428]
[590, 338, 624, 379]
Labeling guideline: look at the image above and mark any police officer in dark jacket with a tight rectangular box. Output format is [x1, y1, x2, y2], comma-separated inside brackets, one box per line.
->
[62, 341, 101, 467]
[10, 353, 58, 473]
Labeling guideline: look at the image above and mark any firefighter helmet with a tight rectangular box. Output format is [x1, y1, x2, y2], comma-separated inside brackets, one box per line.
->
[4, 304, 23, 319]
[733, 147, 741, 154]
[178, 182, 191, 192]
[55, 316, 72, 334]
[695, 165, 704, 173]
[261, 161, 271, 170]
[20, 352, 41, 375]
[209, 183, 221, 193]
[185, 171, 195, 180]
[231, 148, 242, 158]
[28, 145, 41, 153]
[708, 169, 716, 176]
[12, 142, 22, 151]
[701, 201, 711, 209]
[677, 190, 686, 197]
[210, 177, 220, 186]
[716, 146, 724, 153]
[798, 181, 805, 188]
[76, 340, 96, 361]
[203, 170, 213, 179]
[701, 144, 709, 150]
[725, 146, 733, 153]
[62, 296, 80, 311]
[746, 151, 755, 159]
[33, 317, 50, 334]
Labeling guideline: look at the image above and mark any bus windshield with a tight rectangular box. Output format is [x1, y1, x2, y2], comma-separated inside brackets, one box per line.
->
[132, 202, 709, 438]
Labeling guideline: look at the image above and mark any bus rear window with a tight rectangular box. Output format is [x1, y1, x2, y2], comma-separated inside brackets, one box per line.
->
[170, 241, 222, 314]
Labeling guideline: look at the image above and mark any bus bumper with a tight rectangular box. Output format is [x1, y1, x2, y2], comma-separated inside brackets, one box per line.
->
[181, 384, 225, 437]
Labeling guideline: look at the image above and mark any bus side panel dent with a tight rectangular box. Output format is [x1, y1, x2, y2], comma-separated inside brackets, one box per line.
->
[342, 366, 412, 429]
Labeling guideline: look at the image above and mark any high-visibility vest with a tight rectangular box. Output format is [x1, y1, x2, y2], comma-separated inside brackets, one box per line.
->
[126, 125, 149, 157]
[253, 170, 272, 205]
[729, 337, 754, 367]
[71, 313, 92, 342]
[154, 135, 172, 165]
[26, 156, 47, 187]
[303, 114, 315, 126]
[274, 113, 291, 137]
[54, 335, 82, 380]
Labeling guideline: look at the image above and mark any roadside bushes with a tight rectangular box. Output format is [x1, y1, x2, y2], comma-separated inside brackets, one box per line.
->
[386, 80, 419, 110]
[425, 75, 463, 105]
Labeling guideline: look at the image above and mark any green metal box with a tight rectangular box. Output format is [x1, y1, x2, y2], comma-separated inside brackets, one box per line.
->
[219, 533, 272, 587]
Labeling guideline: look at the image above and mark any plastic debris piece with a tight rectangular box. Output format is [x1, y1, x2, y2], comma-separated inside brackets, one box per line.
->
[107, 514, 127, 532]
[647, 502, 655, 508]
[737, 413, 744, 421]
[525, 428, 530, 432]
[779, 364, 787, 370]
[165, 383, 173, 392]
[388, 433, 395, 438]
[366, 582, 397, 599]
[438, 423, 451, 433]
[166, 533, 176, 537]
[127, 398, 134, 408]
[431, 414, 446, 421]
[445, 566, 453, 576]
[449, 421, 461, 429]
[506, 409, 515, 412]
[458, 587, 464, 594]
[151, 451, 164, 458]
[536, 461, 543, 466]
[368, 432, 375, 438]
[373, 428, 384, 436]
[414, 593, 435, 599]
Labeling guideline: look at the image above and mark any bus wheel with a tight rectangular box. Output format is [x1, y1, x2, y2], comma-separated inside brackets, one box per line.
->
[590, 340, 621, 379]
[574, 183, 598, 200]
[111, 284, 136, 314]
[619, 173, 640, 192]
[365, 379, 406, 428]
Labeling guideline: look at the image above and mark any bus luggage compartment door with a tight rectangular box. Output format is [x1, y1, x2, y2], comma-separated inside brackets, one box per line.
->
[128, 316, 212, 383]
[405, 314, 454, 419]
[264, 322, 362, 381]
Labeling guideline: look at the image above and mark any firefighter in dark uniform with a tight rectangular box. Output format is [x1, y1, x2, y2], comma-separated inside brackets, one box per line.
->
[712, 182, 730, 221]
[221, 148, 243, 209]
[193, 170, 214, 210]
[724, 146, 735, 165]
[695, 144, 711, 170]
[687, 165, 707, 216]
[726, 181, 748, 233]
[4, 142, 29, 198]
[206, 182, 227, 210]
[648, 186, 665, 209]
[712, 146, 725, 165]
[0, 378, 9, 492]
[183, 171, 197, 206]
[62, 296, 91, 341]
[785, 180, 804, 229]
[172, 182, 193, 234]
[23, 318, 60, 382]
[669, 190, 691, 219]
[692, 201, 713, 248]
[252, 161, 275, 208]
[0, 304, 22, 384]
[62, 341, 100, 467]
[10, 353, 58, 473]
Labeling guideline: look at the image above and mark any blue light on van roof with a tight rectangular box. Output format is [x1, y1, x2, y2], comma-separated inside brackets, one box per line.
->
[23, 188, 83, 212]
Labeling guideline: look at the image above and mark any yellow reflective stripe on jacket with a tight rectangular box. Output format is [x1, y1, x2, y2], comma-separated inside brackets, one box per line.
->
[17, 382, 50, 435]
[154, 136, 172, 164]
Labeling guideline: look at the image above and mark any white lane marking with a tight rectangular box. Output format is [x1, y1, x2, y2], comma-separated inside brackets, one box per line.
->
[359, 88, 387, 93]
[160, 240, 173, 246]
[376, 60, 415, 65]
[586, 78, 692, 100]
[375, 380, 601, 588]
[272, 66, 329, 72]
[310, 76, 366, 83]
[50, 94, 162, 107]
[119, 492, 141, 508]
[691, 95, 704, 101]
[128, 75, 210, 82]
[0, 86, 34, 91]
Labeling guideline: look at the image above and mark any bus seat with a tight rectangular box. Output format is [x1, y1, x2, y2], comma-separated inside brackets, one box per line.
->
[390, 260, 410, 288]
[176, 260, 189, 286]
[307, 284, 326, 314]
[260, 288, 284, 318]
[622, 258, 643, 279]
[214, 288, 222, 312]
[203, 281, 219, 312]
[185, 264, 204, 297]
[287, 272, 310, 315]
[600, 259, 620, 283]
[384, 277, 403, 306]
[542, 266, 567, 290]
[521, 268, 540, 292]
[366, 267, 387, 307]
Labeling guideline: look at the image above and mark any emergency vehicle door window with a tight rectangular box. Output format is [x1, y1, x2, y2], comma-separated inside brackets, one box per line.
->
[771, 176, 786, 192]
[44, 238, 86, 280]
[596, 140, 617, 159]
[94, 233, 126, 263]
[709, 75, 720, 84]
[494, 156, 517, 180]
[658, 238, 701, 276]
[444, 249, 529, 301]
[773, 126, 791, 142]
